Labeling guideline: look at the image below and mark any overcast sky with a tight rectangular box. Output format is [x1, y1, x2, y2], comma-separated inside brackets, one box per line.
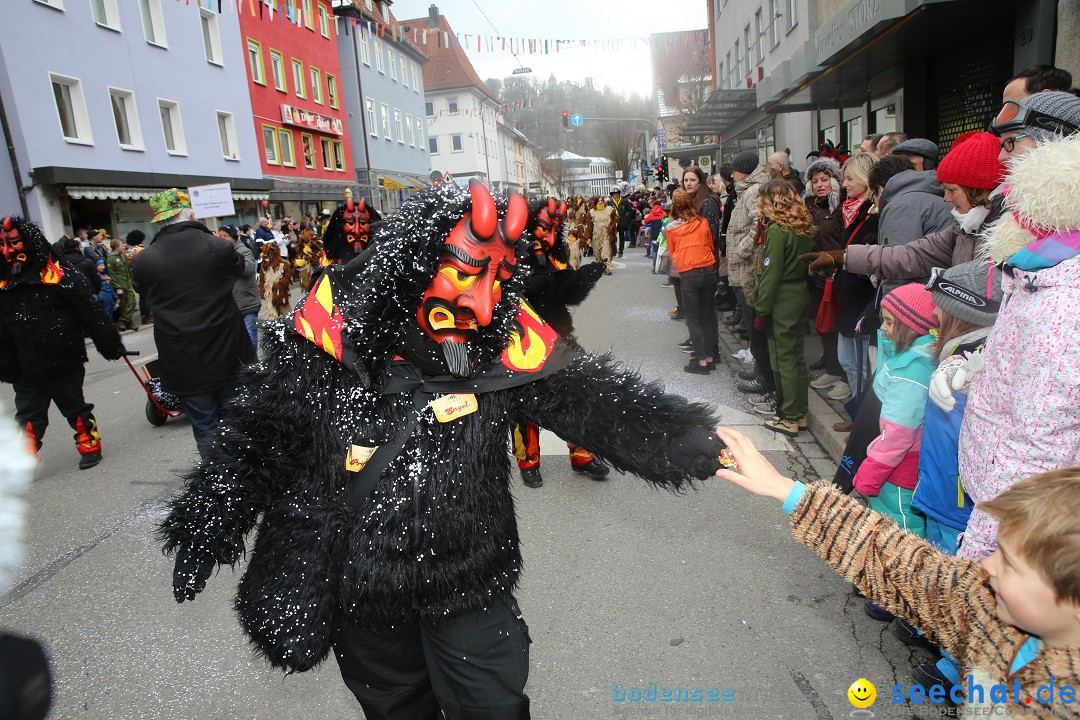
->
[390, 0, 708, 96]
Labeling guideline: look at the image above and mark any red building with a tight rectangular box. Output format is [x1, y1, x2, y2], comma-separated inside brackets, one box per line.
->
[238, 1, 353, 218]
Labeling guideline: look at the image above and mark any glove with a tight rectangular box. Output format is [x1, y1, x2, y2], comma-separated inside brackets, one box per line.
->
[929, 351, 984, 413]
[797, 249, 844, 276]
[669, 426, 725, 480]
[753, 315, 767, 332]
[172, 547, 216, 603]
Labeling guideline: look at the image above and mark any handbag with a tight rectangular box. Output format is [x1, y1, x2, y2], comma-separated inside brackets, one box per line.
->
[816, 212, 870, 334]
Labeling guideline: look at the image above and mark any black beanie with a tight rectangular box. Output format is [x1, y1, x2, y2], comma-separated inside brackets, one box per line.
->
[732, 150, 759, 175]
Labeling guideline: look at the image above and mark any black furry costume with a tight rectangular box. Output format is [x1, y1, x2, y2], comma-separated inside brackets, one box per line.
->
[0, 216, 124, 458]
[160, 184, 722, 696]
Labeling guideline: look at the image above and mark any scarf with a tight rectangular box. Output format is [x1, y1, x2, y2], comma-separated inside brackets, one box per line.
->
[841, 196, 864, 228]
[951, 204, 991, 235]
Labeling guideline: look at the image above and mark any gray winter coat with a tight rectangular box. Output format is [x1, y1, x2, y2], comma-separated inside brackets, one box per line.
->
[846, 195, 1005, 282]
[726, 165, 770, 287]
[875, 170, 954, 293]
[232, 240, 261, 316]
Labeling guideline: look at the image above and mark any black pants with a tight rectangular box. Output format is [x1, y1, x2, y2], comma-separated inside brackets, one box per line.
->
[681, 266, 718, 360]
[13, 366, 100, 456]
[671, 277, 683, 314]
[808, 285, 844, 377]
[333, 594, 531, 720]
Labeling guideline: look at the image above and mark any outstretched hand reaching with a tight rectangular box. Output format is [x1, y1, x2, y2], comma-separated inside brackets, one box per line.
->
[713, 427, 796, 503]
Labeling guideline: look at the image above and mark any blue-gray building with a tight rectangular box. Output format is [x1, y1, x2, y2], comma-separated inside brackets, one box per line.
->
[0, 0, 271, 240]
[334, 0, 431, 213]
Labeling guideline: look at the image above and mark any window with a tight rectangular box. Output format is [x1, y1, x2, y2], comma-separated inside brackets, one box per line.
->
[424, 101, 434, 117]
[769, 0, 779, 47]
[262, 125, 279, 164]
[302, 0, 314, 29]
[108, 87, 142, 149]
[411, 63, 419, 92]
[380, 103, 390, 139]
[247, 39, 265, 85]
[405, 114, 414, 146]
[278, 128, 295, 167]
[326, 74, 338, 108]
[50, 74, 91, 144]
[301, 133, 315, 168]
[451, 133, 462, 152]
[217, 111, 238, 159]
[734, 41, 740, 80]
[374, 40, 384, 73]
[201, 9, 223, 65]
[320, 137, 333, 170]
[34, 0, 65, 8]
[389, 49, 397, 81]
[318, 3, 330, 37]
[139, 0, 167, 46]
[725, 51, 732, 88]
[394, 109, 403, 143]
[743, 25, 751, 75]
[91, 0, 121, 30]
[366, 97, 377, 136]
[415, 118, 423, 150]
[448, 97, 459, 114]
[268, 50, 286, 91]
[717, 61, 724, 90]
[332, 140, 345, 171]
[381, 3, 389, 22]
[754, 8, 764, 62]
[158, 99, 185, 154]
[359, 33, 370, 66]
[292, 59, 305, 98]
[401, 57, 408, 88]
[285, 0, 297, 20]
[428, 136, 438, 154]
[310, 67, 323, 104]
[787, 0, 797, 30]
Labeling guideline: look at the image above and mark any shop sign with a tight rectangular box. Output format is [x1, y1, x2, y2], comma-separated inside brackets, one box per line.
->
[280, 104, 344, 136]
[815, 0, 906, 66]
[188, 182, 235, 220]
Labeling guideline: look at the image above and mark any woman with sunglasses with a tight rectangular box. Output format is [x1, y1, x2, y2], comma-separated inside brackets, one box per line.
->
[990, 90, 1080, 162]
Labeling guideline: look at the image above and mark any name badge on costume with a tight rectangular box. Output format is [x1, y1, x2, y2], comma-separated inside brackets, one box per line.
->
[345, 444, 379, 472]
[430, 393, 478, 423]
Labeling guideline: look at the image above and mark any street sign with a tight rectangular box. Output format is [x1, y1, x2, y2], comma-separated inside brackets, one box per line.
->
[188, 182, 234, 220]
[657, 128, 667, 149]
[512, 67, 533, 75]
[571, 113, 584, 127]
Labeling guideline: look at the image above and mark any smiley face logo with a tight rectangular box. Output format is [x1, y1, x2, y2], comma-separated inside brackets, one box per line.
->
[847, 678, 876, 708]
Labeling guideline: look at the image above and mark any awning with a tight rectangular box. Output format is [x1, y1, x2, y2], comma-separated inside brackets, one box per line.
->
[680, 90, 758, 140]
[658, 143, 722, 160]
[408, 178, 428, 190]
[381, 175, 410, 190]
[65, 185, 268, 201]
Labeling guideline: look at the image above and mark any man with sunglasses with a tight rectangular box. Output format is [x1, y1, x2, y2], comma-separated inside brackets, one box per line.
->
[990, 90, 1080, 162]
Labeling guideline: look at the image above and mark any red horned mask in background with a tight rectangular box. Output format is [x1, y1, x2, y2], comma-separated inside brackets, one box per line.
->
[0, 217, 28, 279]
[417, 181, 527, 356]
[343, 196, 373, 254]
[527, 197, 567, 265]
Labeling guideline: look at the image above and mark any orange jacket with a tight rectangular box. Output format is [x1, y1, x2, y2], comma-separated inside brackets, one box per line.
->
[666, 217, 716, 273]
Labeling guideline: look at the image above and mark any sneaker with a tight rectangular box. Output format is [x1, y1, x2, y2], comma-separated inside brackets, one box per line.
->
[660, 280, 673, 287]
[827, 382, 853, 400]
[684, 361, 710, 375]
[681, 345, 694, 354]
[737, 379, 767, 394]
[521, 467, 543, 488]
[670, 313, 685, 321]
[810, 373, 842, 389]
[753, 403, 776, 415]
[911, 663, 956, 699]
[739, 351, 754, 364]
[748, 393, 774, 406]
[573, 458, 610, 481]
[889, 618, 938, 651]
[764, 417, 800, 437]
[864, 600, 895, 622]
[78, 450, 102, 470]
[603, 269, 612, 276]
[808, 357, 826, 372]
[737, 370, 757, 381]
[677, 338, 692, 348]
[833, 419, 853, 432]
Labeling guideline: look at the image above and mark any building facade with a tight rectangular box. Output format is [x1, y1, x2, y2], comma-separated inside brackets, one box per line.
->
[239, 0, 353, 219]
[335, 0, 431, 214]
[1, 0, 270, 240]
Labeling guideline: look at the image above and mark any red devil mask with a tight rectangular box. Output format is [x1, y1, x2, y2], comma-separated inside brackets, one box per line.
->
[343, 197, 373, 253]
[0, 217, 28, 279]
[417, 181, 528, 347]
[531, 197, 567, 253]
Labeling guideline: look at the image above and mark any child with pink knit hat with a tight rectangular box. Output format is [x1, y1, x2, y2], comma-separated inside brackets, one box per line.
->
[854, 282, 939, 621]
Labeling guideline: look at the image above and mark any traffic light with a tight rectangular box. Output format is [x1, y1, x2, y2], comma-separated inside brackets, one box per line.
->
[562, 110, 569, 129]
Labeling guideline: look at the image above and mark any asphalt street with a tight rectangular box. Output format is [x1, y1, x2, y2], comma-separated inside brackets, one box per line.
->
[0, 249, 941, 720]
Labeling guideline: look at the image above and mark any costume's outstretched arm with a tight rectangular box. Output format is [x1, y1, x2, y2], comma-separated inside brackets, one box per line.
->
[552, 261, 606, 307]
[516, 353, 721, 488]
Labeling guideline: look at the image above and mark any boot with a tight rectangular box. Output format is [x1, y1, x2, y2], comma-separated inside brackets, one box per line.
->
[520, 467, 542, 488]
[572, 458, 609, 481]
[78, 450, 102, 470]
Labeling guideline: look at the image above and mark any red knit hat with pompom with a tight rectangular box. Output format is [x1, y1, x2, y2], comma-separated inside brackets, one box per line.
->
[936, 132, 1006, 190]
[881, 283, 938, 335]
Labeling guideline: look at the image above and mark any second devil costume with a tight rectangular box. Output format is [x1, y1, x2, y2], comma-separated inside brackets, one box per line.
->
[160, 181, 723, 719]
[512, 197, 610, 487]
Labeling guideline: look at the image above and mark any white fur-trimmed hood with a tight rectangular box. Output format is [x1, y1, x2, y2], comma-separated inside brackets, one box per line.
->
[983, 133, 1080, 262]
